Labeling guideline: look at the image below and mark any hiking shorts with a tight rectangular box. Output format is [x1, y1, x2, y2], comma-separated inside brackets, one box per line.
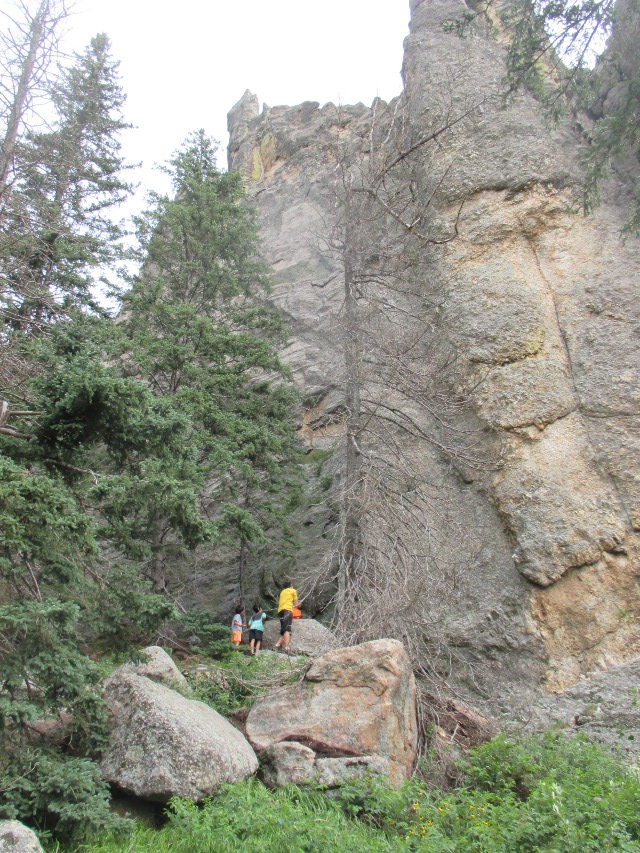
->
[231, 631, 242, 643]
[249, 629, 263, 642]
[278, 609, 293, 636]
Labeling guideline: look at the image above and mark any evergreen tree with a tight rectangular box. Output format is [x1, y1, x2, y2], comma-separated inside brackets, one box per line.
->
[0, 32, 173, 838]
[0, 33, 301, 838]
[0, 318, 178, 839]
[118, 132, 301, 596]
[0, 33, 132, 334]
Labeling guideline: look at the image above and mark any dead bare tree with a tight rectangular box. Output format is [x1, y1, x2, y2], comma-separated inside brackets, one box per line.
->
[297, 90, 498, 697]
[0, 0, 69, 203]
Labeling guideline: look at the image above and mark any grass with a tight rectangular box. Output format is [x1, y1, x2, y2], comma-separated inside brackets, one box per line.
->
[62, 781, 398, 853]
[51, 731, 640, 853]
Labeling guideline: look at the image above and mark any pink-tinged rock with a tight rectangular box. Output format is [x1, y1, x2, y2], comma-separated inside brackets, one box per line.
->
[247, 638, 417, 786]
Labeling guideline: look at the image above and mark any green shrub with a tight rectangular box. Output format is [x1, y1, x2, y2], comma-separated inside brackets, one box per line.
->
[330, 734, 640, 852]
[61, 732, 640, 853]
[400, 734, 640, 851]
[0, 748, 128, 844]
[178, 611, 235, 661]
[187, 652, 296, 716]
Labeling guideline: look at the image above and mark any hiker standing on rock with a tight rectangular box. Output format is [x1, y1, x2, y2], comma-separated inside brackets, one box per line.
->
[274, 581, 299, 654]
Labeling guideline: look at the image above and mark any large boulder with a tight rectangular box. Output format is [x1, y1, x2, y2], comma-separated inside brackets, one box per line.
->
[261, 617, 337, 657]
[129, 646, 190, 692]
[101, 669, 257, 801]
[0, 821, 44, 852]
[246, 638, 417, 786]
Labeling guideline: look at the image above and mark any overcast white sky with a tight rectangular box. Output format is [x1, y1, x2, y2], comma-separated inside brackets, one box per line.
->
[60, 0, 411, 213]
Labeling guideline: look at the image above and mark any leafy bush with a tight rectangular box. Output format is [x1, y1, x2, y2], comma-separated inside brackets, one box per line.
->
[177, 611, 234, 660]
[60, 733, 640, 852]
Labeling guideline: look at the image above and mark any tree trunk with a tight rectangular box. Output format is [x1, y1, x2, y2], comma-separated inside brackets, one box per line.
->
[339, 205, 363, 603]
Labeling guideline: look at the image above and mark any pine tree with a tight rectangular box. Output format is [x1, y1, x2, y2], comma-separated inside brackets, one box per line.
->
[0, 316, 180, 838]
[118, 131, 301, 596]
[0, 33, 132, 333]
[0, 32, 174, 838]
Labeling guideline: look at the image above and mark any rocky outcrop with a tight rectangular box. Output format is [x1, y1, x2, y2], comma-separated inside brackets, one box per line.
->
[101, 668, 257, 801]
[246, 639, 417, 787]
[260, 618, 338, 656]
[526, 657, 640, 760]
[0, 821, 44, 852]
[223, 0, 640, 704]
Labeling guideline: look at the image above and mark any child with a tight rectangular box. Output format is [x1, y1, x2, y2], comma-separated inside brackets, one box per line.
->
[230, 605, 245, 646]
[248, 604, 267, 655]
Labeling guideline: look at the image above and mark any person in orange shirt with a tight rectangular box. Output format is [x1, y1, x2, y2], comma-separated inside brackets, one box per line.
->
[274, 581, 299, 654]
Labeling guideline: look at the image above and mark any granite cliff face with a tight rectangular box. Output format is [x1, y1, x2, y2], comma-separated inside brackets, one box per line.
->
[225, 0, 640, 705]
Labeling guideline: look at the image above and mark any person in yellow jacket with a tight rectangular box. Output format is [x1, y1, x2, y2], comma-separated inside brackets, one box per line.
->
[274, 581, 299, 654]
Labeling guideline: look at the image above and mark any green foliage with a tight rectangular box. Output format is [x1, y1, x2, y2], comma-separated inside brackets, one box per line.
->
[186, 649, 294, 716]
[0, 454, 97, 589]
[0, 20, 301, 848]
[303, 447, 333, 474]
[320, 473, 333, 491]
[0, 323, 181, 839]
[331, 733, 640, 851]
[500, 0, 614, 101]
[83, 567, 175, 651]
[72, 780, 398, 853]
[0, 127, 302, 844]
[0, 31, 181, 837]
[0, 597, 108, 752]
[178, 611, 233, 660]
[118, 131, 303, 586]
[0, 33, 132, 328]
[0, 748, 127, 844]
[52, 732, 640, 852]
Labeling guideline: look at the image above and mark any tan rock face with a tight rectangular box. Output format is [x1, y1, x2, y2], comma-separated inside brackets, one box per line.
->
[224, 0, 640, 701]
[246, 639, 418, 787]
